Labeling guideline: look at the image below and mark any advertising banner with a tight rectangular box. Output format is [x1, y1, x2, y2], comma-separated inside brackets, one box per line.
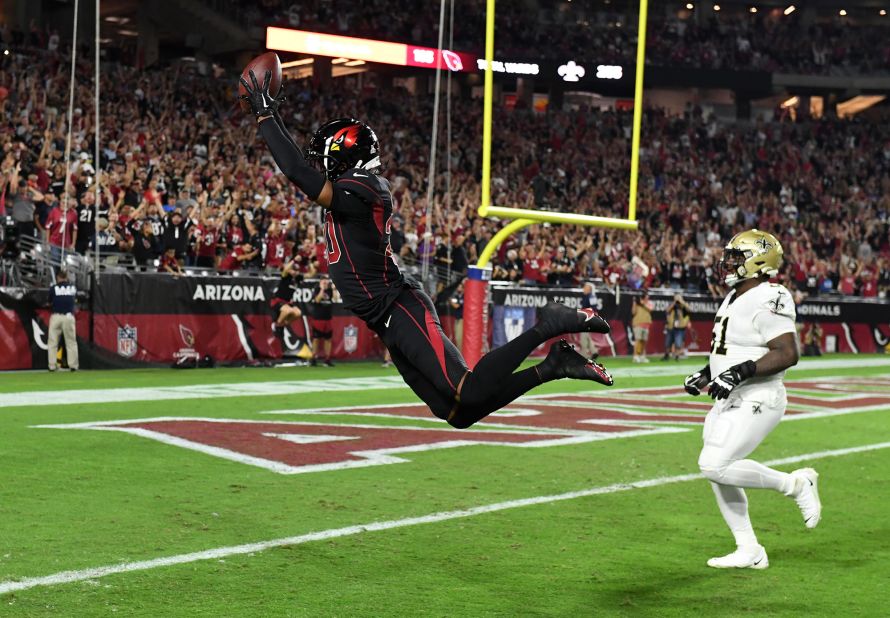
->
[2, 277, 887, 370]
[490, 285, 890, 356]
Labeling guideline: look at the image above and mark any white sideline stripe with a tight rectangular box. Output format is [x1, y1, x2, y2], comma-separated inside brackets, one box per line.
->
[3, 357, 889, 409]
[2, 441, 889, 595]
[0, 376, 410, 408]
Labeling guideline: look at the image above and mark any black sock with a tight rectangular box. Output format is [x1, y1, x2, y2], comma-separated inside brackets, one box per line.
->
[449, 367, 542, 428]
[458, 328, 545, 407]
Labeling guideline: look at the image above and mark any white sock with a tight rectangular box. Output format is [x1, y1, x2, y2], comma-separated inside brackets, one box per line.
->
[711, 482, 759, 548]
[718, 459, 795, 494]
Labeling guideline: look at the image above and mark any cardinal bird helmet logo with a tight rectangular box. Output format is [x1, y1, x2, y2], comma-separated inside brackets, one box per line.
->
[329, 125, 360, 152]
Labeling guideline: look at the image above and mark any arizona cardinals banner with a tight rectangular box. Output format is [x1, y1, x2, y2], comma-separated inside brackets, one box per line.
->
[0, 274, 382, 369]
[90, 273, 381, 365]
[490, 285, 890, 356]
[2, 277, 887, 369]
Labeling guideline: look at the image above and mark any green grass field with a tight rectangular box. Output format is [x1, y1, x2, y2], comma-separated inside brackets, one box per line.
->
[1, 355, 889, 616]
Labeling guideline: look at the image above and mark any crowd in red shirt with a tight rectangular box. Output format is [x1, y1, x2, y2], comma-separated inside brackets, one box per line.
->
[1, 29, 888, 301]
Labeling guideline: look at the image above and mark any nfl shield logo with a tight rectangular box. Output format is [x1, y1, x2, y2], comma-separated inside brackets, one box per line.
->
[343, 325, 359, 354]
[117, 325, 138, 358]
[504, 307, 526, 342]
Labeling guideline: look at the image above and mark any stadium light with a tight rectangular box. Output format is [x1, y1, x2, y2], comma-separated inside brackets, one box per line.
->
[749, 6, 758, 13]
[686, 3, 694, 9]
[839, 9, 847, 16]
[266, 26, 474, 72]
[280, 58, 314, 68]
[713, 4, 720, 10]
[784, 5, 796, 15]
[882, 10, 887, 16]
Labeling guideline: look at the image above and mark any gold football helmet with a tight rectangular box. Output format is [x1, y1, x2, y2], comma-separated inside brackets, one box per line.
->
[719, 229, 783, 287]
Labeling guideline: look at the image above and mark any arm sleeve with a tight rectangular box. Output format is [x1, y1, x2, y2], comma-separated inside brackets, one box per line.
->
[258, 119, 326, 201]
[752, 287, 797, 342]
[753, 310, 796, 343]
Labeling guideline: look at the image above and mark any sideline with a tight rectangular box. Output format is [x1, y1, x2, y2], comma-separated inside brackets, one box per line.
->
[1, 440, 888, 595]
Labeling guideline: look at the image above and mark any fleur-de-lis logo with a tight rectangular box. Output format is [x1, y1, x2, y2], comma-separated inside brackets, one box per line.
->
[768, 292, 786, 313]
[558, 61, 586, 82]
[755, 237, 773, 252]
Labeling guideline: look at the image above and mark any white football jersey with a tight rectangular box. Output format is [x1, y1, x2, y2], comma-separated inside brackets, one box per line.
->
[708, 282, 796, 389]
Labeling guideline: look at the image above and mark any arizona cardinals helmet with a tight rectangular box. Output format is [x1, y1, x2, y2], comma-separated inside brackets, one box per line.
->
[306, 118, 381, 180]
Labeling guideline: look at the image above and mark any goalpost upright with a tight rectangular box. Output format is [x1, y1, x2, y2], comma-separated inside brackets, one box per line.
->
[462, 0, 648, 366]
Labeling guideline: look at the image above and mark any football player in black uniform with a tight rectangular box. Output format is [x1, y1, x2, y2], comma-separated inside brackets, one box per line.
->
[241, 71, 614, 429]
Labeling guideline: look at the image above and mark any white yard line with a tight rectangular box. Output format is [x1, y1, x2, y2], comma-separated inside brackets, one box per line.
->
[1, 440, 888, 595]
[0, 376, 410, 408]
[3, 358, 889, 409]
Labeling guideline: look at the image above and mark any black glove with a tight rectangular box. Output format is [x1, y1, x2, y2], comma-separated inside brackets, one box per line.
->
[239, 70, 282, 119]
[683, 365, 711, 396]
[708, 360, 756, 400]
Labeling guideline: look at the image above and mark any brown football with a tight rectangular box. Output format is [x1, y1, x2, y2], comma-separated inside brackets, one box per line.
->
[238, 52, 282, 112]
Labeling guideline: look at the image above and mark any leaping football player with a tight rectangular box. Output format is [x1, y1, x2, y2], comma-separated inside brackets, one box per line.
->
[684, 230, 821, 570]
[240, 71, 614, 428]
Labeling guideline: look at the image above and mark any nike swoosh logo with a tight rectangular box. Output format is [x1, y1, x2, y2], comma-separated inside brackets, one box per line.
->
[353, 172, 368, 177]
[384, 315, 392, 328]
[753, 558, 763, 565]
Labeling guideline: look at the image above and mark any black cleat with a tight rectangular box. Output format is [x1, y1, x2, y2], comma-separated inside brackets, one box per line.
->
[536, 303, 611, 338]
[542, 340, 614, 386]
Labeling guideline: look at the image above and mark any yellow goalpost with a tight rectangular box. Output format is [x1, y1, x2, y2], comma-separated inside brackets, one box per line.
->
[463, 0, 648, 364]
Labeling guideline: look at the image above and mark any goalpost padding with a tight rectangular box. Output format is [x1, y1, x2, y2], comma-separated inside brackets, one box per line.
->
[462, 265, 491, 368]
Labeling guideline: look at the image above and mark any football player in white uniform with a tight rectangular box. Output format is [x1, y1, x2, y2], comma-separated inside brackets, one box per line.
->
[684, 230, 822, 570]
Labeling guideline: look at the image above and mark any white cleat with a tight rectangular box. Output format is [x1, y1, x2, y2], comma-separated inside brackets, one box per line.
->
[791, 467, 821, 529]
[707, 545, 769, 570]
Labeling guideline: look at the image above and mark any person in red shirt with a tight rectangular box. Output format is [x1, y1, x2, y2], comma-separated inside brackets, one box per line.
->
[860, 267, 879, 297]
[195, 216, 221, 269]
[521, 246, 550, 285]
[264, 219, 287, 272]
[45, 199, 78, 263]
[158, 246, 183, 276]
[218, 242, 258, 272]
[838, 267, 856, 296]
[225, 214, 245, 249]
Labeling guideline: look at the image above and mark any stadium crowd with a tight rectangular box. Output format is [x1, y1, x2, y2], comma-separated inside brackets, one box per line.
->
[255, 0, 890, 76]
[1, 32, 889, 300]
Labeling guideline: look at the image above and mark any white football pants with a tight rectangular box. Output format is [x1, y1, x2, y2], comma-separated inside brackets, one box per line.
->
[698, 383, 795, 547]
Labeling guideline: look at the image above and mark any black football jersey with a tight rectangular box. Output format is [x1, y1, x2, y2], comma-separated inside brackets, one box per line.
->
[323, 168, 404, 325]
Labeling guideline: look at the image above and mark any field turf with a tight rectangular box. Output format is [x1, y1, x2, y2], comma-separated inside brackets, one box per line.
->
[1, 355, 888, 616]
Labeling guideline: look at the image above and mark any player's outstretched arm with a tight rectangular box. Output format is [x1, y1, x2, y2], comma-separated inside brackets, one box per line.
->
[256, 116, 333, 207]
[240, 69, 333, 207]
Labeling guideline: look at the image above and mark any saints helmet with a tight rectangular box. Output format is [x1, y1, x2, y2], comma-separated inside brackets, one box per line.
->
[719, 229, 783, 287]
[306, 118, 381, 181]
